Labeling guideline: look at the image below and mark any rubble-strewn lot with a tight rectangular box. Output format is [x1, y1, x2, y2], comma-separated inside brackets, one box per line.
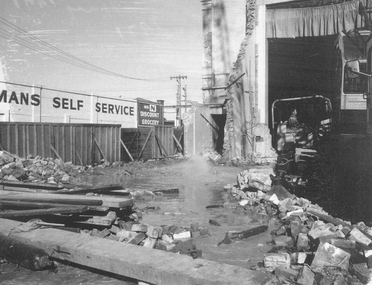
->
[1, 147, 372, 284]
[225, 168, 372, 284]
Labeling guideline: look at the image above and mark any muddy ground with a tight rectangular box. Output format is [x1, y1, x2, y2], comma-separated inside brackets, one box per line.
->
[1, 135, 371, 284]
[0, 156, 275, 284]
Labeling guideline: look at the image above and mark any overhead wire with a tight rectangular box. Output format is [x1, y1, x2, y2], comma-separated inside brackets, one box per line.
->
[0, 17, 169, 82]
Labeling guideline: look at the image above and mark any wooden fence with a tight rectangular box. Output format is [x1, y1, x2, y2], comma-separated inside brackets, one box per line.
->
[121, 126, 184, 161]
[0, 122, 121, 165]
[0, 123, 184, 165]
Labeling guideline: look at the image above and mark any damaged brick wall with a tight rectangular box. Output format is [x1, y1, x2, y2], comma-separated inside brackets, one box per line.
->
[223, 0, 257, 161]
[223, 0, 277, 163]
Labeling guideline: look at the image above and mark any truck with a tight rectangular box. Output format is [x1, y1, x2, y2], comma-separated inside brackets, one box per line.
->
[271, 28, 370, 154]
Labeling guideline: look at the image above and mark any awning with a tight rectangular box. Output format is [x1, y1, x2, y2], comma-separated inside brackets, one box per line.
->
[266, 0, 366, 38]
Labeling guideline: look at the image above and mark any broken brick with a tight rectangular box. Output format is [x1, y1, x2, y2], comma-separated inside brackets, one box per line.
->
[348, 228, 372, 247]
[297, 265, 315, 285]
[274, 265, 299, 281]
[146, 226, 163, 239]
[126, 232, 146, 245]
[296, 232, 310, 251]
[311, 242, 350, 271]
[264, 252, 291, 269]
[351, 263, 372, 284]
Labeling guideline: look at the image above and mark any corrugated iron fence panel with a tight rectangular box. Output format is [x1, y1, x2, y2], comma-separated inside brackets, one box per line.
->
[121, 126, 183, 161]
[0, 122, 121, 165]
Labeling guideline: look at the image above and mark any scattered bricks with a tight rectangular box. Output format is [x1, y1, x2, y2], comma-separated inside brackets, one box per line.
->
[156, 240, 176, 251]
[131, 223, 148, 233]
[109, 225, 120, 234]
[314, 272, 333, 285]
[127, 232, 146, 245]
[333, 274, 349, 285]
[170, 239, 196, 255]
[275, 225, 288, 236]
[286, 208, 304, 218]
[342, 226, 352, 237]
[116, 230, 136, 242]
[367, 256, 372, 269]
[356, 222, 372, 237]
[161, 234, 174, 244]
[173, 231, 191, 240]
[297, 265, 315, 285]
[308, 223, 336, 239]
[118, 221, 133, 231]
[146, 226, 163, 239]
[352, 263, 372, 284]
[296, 252, 307, 264]
[269, 194, 280, 205]
[278, 198, 294, 213]
[348, 228, 372, 247]
[142, 237, 157, 249]
[264, 252, 291, 269]
[300, 225, 309, 234]
[364, 249, 372, 258]
[296, 232, 310, 251]
[94, 228, 111, 238]
[290, 220, 301, 238]
[273, 235, 292, 247]
[311, 242, 351, 271]
[331, 239, 356, 250]
[274, 265, 299, 281]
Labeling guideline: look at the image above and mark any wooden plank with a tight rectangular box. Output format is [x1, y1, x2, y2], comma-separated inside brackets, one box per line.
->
[0, 196, 103, 206]
[155, 133, 168, 157]
[128, 129, 139, 150]
[55, 184, 124, 195]
[120, 139, 134, 162]
[0, 180, 64, 190]
[0, 218, 272, 285]
[75, 149, 83, 165]
[0, 206, 87, 218]
[0, 200, 84, 209]
[138, 128, 153, 159]
[173, 133, 183, 152]
[94, 137, 107, 161]
[0, 191, 133, 208]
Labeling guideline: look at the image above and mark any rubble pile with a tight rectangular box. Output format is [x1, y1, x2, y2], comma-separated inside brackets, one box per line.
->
[0, 151, 87, 184]
[84, 205, 206, 259]
[99, 219, 207, 259]
[225, 168, 372, 284]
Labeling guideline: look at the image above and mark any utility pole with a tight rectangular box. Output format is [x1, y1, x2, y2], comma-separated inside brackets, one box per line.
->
[170, 75, 187, 126]
[182, 85, 187, 113]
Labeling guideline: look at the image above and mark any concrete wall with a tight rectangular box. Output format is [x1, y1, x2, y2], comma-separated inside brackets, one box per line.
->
[202, 0, 246, 103]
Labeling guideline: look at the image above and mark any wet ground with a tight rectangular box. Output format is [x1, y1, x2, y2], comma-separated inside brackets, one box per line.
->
[0, 156, 274, 284]
[2, 136, 371, 284]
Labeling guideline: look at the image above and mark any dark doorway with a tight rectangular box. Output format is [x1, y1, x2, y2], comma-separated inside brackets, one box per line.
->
[211, 114, 226, 154]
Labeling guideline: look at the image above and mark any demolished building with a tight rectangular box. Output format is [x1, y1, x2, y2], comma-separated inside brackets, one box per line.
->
[184, 0, 369, 163]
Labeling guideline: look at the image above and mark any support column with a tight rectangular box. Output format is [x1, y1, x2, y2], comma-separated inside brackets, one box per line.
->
[256, 4, 268, 124]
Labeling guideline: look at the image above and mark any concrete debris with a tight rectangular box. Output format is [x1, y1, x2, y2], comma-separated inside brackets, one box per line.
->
[225, 170, 372, 284]
[113, 222, 205, 259]
[0, 151, 86, 185]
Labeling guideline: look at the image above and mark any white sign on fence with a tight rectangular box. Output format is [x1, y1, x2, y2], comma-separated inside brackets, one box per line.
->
[0, 86, 138, 128]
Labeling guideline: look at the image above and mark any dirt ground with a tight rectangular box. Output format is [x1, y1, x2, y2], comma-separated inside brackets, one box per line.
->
[0, 156, 276, 285]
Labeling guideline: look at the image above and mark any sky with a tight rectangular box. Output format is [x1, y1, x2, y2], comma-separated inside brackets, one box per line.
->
[0, 0, 204, 119]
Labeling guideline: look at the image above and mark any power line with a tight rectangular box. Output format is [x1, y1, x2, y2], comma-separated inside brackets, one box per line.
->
[0, 17, 168, 82]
